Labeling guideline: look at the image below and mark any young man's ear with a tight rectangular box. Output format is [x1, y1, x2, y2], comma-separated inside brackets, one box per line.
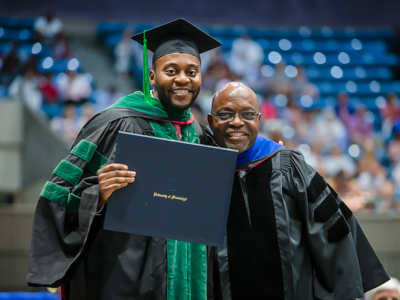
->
[149, 70, 156, 87]
[207, 114, 213, 131]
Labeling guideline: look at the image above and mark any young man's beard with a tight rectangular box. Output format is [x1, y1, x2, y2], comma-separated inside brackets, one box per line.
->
[154, 80, 200, 111]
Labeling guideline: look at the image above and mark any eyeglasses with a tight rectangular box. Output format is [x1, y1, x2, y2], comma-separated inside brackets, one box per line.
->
[210, 111, 260, 123]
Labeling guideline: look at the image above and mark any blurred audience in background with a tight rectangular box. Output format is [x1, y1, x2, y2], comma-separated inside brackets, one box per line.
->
[1, 18, 400, 215]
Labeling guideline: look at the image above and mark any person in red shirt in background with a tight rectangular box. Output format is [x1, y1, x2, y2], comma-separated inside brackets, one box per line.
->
[259, 91, 278, 120]
[40, 72, 58, 104]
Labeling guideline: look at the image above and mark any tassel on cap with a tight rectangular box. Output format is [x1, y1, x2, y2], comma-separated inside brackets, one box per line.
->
[143, 30, 157, 105]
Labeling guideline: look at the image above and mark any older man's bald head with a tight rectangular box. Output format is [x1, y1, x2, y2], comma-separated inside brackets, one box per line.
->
[211, 82, 259, 113]
[208, 81, 261, 153]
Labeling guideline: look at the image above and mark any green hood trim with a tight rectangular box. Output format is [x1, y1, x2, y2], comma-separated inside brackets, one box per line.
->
[108, 92, 193, 123]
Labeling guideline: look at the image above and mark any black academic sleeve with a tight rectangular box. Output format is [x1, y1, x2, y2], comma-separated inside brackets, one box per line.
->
[283, 150, 389, 300]
[27, 116, 145, 287]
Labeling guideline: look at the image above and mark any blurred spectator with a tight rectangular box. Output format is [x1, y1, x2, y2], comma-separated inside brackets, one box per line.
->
[53, 36, 70, 60]
[0, 52, 20, 87]
[364, 277, 400, 300]
[80, 103, 95, 126]
[8, 66, 42, 112]
[292, 66, 319, 99]
[314, 107, 348, 151]
[269, 61, 292, 95]
[51, 103, 95, 145]
[332, 170, 349, 194]
[191, 101, 208, 125]
[388, 123, 400, 163]
[50, 104, 80, 144]
[115, 30, 133, 77]
[348, 105, 374, 144]
[34, 11, 64, 45]
[296, 110, 317, 145]
[59, 70, 92, 105]
[259, 92, 278, 121]
[282, 98, 303, 127]
[94, 86, 124, 112]
[200, 48, 221, 73]
[244, 62, 269, 92]
[334, 91, 355, 126]
[358, 139, 383, 174]
[381, 93, 400, 123]
[39, 72, 58, 104]
[302, 142, 324, 174]
[340, 178, 369, 213]
[228, 35, 264, 78]
[393, 162, 400, 189]
[381, 93, 400, 140]
[203, 59, 233, 92]
[322, 146, 357, 178]
[357, 159, 387, 202]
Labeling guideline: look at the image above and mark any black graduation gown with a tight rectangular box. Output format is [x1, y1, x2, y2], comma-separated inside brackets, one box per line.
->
[210, 148, 389, 300]
[26, 106, 215, 300]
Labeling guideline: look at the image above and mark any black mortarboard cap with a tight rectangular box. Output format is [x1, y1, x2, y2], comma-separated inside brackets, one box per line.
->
[131, 18, 222, 64]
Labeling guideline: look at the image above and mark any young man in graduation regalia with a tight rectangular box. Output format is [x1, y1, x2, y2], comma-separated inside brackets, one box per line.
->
[207, 82, 389, 300]
[27, 19, 220, 300]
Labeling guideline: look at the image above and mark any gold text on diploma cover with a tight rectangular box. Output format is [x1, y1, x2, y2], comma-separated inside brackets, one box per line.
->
[153, 192, 187, 202]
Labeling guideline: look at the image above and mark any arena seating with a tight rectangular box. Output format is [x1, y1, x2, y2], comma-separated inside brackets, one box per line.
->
[97, 22, 399, 129]
[0, 17, 95, 117]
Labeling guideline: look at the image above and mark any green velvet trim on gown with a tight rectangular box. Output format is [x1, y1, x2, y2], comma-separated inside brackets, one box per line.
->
[87, 151, 108, 175]
[53, 160, 83, 186]
[108, 92, 193, 123]
[148, 117, 206, 300]
[40, 181, 70, 206]
[70, 139, 97, 162]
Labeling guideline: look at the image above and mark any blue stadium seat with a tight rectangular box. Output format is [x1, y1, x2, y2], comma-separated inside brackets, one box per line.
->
[0, 28, 34, 43]
[256, 38, 271, 50]
[18, 43, 52, 57]
[38, 59, 75, 73]
[0, 18, 34, 30]
[208, 25, 244, 38]
[0, 42, 12, 54]
[373, 53, 398, 66]
[97, 22, 127, 35]
[248, 28, 272, 39]
[218, 37, 234, 51]
[356, 28, 394, 39]
[104, 33, 122, 48]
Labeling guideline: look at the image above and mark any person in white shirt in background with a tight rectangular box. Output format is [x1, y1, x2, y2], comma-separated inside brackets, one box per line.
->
[34, 11, 63, 44]
[58, 70, 92, 106]
[228, 34, 264, 80]
[8, 66, 42, 113]
[322, 145, 357, 178]
[314, 106, 348, 151]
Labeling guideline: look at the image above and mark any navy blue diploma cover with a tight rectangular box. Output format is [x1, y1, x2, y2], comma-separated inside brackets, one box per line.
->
[103, 131, 238, 247]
